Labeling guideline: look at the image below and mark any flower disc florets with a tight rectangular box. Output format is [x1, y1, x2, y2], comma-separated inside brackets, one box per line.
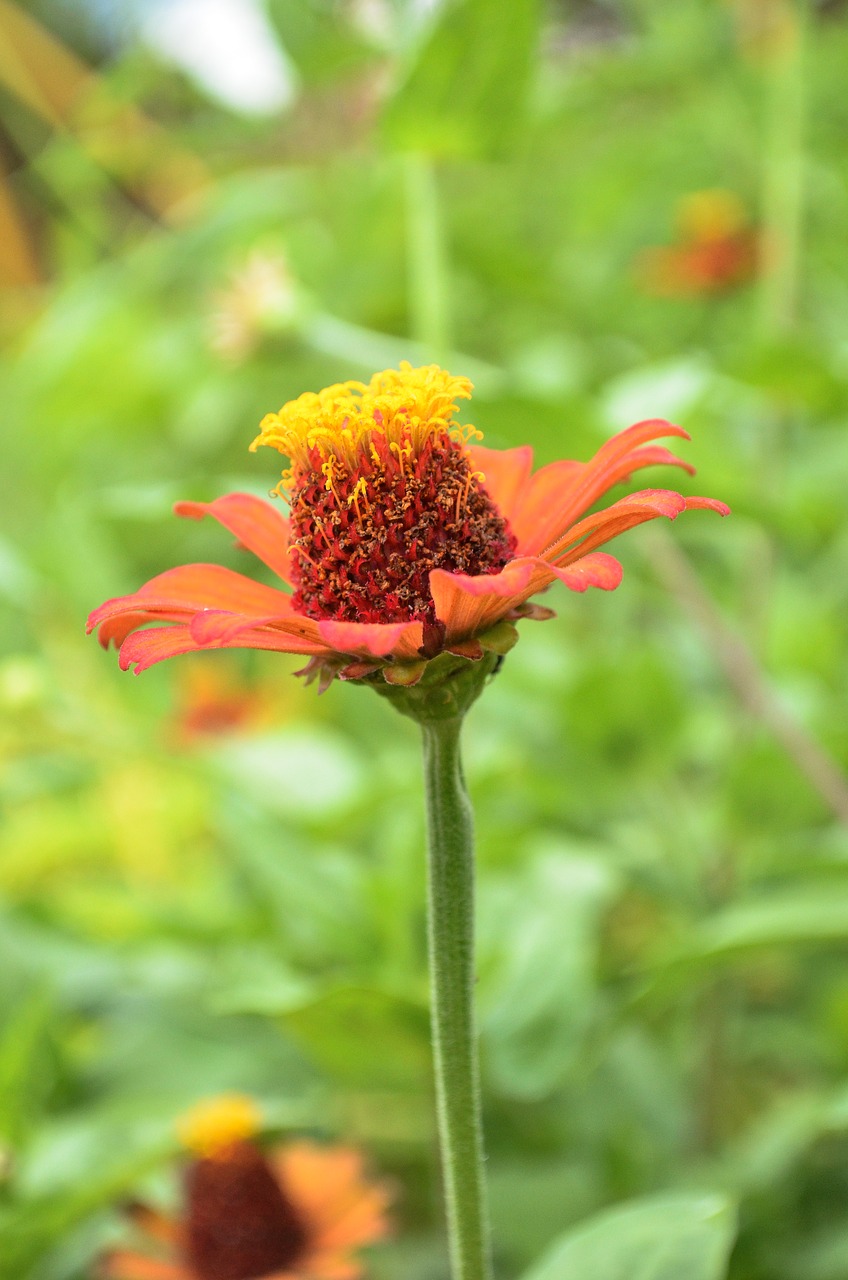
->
[252, 362, 517, 625]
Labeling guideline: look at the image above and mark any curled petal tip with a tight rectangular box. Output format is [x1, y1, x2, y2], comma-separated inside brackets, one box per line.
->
[173, 500, 204, 519]
[632, 417, 691, 441]
[685, 496, 731, 516]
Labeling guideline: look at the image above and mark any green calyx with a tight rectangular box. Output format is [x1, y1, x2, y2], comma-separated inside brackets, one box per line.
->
[369, 650, 502, 722]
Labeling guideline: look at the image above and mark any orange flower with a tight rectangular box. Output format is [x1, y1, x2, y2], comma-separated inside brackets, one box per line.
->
[636, 190, 760, 296]
[88, 363, 728, 688]
[170, 663, 271, 746]
[99, 1096, 391, 1280]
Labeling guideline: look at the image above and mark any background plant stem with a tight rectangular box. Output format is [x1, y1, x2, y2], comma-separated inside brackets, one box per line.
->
[421, 714, 493, 1280]
[756, 0, 806, 338]
[404, 152, 451, 362]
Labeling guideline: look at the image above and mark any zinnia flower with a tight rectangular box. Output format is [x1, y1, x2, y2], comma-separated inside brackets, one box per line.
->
[87, 363, 728, 688]
[170, 664, 271, 746]
[636, 189, 759, 296]
[99, 1095, 391, 1280]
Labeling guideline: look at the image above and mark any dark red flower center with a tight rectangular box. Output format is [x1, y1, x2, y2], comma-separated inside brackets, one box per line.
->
[183, 1142, 308, 1280]
[288, 430, 516, 625]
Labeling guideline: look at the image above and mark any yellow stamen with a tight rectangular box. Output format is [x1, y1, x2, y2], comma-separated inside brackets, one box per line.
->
[348, 476, 369, 519]
[251, 362, 477, 483]
[456, 469, 483, 521]
[177, 1094, 262, 1159]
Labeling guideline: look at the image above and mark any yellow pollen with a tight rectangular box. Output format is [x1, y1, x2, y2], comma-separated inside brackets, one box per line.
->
[251, 362, 481, 485]
[177, 1094, 262, 1159]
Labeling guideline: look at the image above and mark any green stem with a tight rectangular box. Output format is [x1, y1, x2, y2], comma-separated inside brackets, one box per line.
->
[421, 714, 493, 1280]
[404, 152, 451, 361]
[756, 0, 806, 338]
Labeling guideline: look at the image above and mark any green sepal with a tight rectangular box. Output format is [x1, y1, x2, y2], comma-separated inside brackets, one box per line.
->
[477, 620, 519, 655]
[383, 660, 428, 687]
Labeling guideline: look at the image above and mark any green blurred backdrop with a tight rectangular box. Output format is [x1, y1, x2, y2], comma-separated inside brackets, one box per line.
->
[2, 1, 848, 1277]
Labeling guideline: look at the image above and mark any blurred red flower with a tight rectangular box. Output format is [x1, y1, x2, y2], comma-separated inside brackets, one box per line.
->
[636, 190, 760, 296]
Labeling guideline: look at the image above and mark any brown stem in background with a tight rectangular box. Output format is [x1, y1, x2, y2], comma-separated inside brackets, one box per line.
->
[644, 529, 848, 829]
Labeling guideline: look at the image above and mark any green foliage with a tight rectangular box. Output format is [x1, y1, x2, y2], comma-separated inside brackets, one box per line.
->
[382, 0, 539, 158]
[522, 1193, 737, 1280]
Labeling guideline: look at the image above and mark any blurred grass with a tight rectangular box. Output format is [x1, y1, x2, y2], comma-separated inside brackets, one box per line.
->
[2, 1, 848, 1278]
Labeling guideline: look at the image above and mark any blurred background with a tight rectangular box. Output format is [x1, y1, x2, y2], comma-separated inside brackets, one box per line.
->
[1, 0, 848, 1277]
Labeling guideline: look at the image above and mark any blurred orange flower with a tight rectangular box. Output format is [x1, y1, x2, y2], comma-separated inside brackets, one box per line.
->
[636, 190, 760, 296]
[100, 1096, 391, 1280]
[170, 664, 270, 746]
[88, 364, 728, 688]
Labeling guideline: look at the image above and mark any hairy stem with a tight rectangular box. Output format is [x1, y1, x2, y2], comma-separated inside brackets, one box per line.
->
[421, 714, 493, 1280]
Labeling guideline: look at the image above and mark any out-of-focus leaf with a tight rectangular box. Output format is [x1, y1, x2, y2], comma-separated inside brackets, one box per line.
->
[481, 850, 617, 1098]
[282, 986, 430, 1091]
[0, 1144, 168, 1276]
[0, 989, 54, 1149]
[381, 0, 539, 159]
[521, 1193, 737, 1280]
[661, 891, 848, 976]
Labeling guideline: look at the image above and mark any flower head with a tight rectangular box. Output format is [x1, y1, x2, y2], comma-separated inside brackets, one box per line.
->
[252, 364, 516, 628]
[99, 1095, 391, 1280]
[88, 362, 729, 689]
[636, 190, 760, 296]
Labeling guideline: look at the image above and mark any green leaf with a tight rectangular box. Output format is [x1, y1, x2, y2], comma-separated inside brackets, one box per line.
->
[481, 850, 617, 1098]
[282, 985, 431, 1091]
[522, 1193, 737, 1280]
[381, 0, 539, 159]
[0, 988, 55, 1148]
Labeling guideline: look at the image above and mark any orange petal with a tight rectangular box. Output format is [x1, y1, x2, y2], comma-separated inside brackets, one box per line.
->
[295, 1248, 367, 1279]
[275, 1142, 391, 1248]
[546, 488, 687, 561]
[683, 495, 731, 515]
[514, 421, 691, 555]
[467, 444, 534, 524]
[600, 444, 696, 487]
[317, 619, 424, 662]
[118, 623, 327, 674]
[553, 552, 623, 592]
[507, 458, 585, 555]
[309, 1184, 395, 1252]
[88, 564, 295, 649]
[175, 492, 294, 585]
[187, 609, 323, 648]
[97, 1251, 188, 1280]
[126, 1204, 182, 1247]
[552, 490, 730, 565]
[430, 552, 622, 643]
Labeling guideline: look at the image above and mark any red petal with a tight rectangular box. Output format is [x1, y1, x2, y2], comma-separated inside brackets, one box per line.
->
[88, 564, 294, 648]
[317, 618, 425, 661]
[466, 444, 534, 524]
[430, 551, 622, 642]
[175, 492, 294, 584]
[119, 624, 326, 674]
